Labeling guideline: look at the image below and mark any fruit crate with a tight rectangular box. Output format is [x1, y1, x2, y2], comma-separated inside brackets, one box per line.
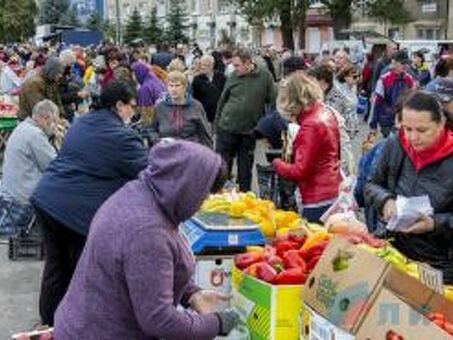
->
[8, 233, 44, 261]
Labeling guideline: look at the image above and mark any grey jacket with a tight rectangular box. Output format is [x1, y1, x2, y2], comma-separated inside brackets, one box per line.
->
[1, 118, 56, 204]
[149, 94, 213, 148]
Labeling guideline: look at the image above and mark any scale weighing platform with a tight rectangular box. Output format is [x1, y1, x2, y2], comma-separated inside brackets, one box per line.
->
[180, 211, 265, 255]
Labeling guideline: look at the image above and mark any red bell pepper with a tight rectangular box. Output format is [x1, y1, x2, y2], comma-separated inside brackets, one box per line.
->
[299, 240, 329, 262]
[386, 330, 404, 340]
[256, 262, 278, 283]
[275, 241, 298, 257]
[288, 232, 307, 248]
[235, 252, 263, 270]
[274, 267, 307, 285]
[265, 254, 284, 272]
[282, 250, 307, 271]
[306, 254, 322, 272]
[444, 321, 453, 335]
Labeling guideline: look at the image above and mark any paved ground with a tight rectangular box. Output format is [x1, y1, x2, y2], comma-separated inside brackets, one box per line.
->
[0, 121, 369, 339]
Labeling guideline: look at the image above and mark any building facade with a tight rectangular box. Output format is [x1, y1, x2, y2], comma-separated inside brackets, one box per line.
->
[351, 0, 453, 40]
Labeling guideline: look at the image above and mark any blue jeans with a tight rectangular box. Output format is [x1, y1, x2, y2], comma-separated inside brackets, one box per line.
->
[0, 196, 33, 235]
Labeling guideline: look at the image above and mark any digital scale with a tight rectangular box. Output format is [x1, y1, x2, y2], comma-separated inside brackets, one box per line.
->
[180, 211, 265, 255]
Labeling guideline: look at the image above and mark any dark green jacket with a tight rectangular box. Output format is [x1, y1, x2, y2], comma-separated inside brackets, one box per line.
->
[215, 66, 276, 134]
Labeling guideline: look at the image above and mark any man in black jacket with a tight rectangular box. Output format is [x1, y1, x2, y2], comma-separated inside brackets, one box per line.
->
[192, 54, 226, 123]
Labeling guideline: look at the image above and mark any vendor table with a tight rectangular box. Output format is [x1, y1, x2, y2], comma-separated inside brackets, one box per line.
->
[0, 117, 18, 151]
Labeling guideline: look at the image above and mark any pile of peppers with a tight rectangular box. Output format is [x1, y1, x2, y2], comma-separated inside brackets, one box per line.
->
[234, 230, 331, 285]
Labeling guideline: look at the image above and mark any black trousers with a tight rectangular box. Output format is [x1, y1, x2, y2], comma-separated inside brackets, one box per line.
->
[34, 207, 86, 326]
[216, 129, 256, 192]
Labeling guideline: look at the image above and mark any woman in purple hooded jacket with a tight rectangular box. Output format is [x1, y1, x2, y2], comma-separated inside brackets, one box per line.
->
[53, 140, 239, 339]
[132, 61, 166, 124]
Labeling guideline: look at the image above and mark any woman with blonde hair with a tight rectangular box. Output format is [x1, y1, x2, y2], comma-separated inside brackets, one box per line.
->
[149, 70, 213, 148]
[273, 73, 342, 223]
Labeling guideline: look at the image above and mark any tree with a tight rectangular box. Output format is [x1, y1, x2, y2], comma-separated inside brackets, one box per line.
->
[143, 6, 163, 45]
[59, 5, 80, 27]
[235, 0, 309, 50]
[368, 0, 411, 26]
[164, 0, 189, 45]
[123, 7, 144, 44]
[0, 0, 38, 42]
[38, 0, 70, 25]
[103, 19, 117, 42]
[321, 0, 353, 39]
[86, 12, 102, 31]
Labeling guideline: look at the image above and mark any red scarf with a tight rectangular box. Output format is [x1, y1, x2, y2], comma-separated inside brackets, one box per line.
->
[399, 128, 453, 171]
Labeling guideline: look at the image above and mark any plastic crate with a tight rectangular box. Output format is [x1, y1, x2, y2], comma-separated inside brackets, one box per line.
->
[8, 233, 44, 261]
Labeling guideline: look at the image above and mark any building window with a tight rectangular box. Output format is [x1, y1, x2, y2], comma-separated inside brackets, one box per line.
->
[418, 27, 441, 40]
[218, 0, 229, 13]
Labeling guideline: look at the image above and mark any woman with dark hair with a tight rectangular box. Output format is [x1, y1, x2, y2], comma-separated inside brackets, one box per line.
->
[54, 140, 239, 339]
[409, 51, 431, 87]
[365, 91, 453, 283]
[31, 80, 148, 326]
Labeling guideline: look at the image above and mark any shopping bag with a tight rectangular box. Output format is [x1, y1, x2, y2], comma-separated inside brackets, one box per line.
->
[320, 176, 358, 223]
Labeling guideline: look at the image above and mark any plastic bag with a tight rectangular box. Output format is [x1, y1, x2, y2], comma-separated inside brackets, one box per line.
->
[320, 176, 359, 224]
[386, 195, 433, 232]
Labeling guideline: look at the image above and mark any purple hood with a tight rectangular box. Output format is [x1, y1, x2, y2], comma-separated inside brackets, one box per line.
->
[132, 61, 151, 84]
[140, 139, 221, 225]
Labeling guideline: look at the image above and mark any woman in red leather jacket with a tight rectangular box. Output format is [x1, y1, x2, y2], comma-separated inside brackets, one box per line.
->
[273, 72, 342, 223]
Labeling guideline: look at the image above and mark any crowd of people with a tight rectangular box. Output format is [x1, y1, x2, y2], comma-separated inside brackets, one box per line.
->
[0, 40, 452, 338]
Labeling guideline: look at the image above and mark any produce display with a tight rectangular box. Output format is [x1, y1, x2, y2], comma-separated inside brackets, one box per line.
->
[201, 191, 302, 237]
[0, 102, 18, 118]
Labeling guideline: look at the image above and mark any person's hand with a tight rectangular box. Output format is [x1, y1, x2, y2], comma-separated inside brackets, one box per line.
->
[402, 215, 435, 234]
[381, 199, 396, 222]
[189, 290, 231, 314]
[216, 309, 240, 336]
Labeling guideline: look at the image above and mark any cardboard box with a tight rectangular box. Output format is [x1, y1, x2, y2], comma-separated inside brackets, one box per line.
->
[304, 237, 388, 333]
[194, 256, 233, 311]
[232, 264, 303, 340]
[304, 238, 453, 339]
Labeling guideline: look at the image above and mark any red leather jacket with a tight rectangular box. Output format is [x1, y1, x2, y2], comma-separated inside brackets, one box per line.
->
[273, 101, 341, 204]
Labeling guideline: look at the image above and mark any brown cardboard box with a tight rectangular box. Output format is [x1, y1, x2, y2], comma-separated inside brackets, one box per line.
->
[303, 237, 453, 339]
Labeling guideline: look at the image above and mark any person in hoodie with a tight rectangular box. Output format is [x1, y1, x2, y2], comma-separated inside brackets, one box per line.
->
[54, 140, 239, 339]
[31, 80, 148, 326]
[149, 70, 213, 148]
[365, 91, 453, 283]
[132, 61, 166, 124]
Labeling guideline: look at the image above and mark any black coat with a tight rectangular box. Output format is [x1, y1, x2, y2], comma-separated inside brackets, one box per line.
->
[365, 136, 453, 283]
[192, 71, 226, 123]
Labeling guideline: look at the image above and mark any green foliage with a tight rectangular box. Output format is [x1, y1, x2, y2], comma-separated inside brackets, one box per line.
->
[0, 0, 38, 42]
[123, 7, 144, 44]
[368, 0, 411, 25]
[38, 0, 70, 25]
[143, 6, 163, 45]
[103, 20, 117, 42]
[321, 0, 353, 37]
[59, 5, 80, 27]
[164, 0, 189, 45]
[85, 13, 102, 31]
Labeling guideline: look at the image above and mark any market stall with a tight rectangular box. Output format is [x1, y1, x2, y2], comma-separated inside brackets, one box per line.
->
[193, 191, 453, 340]
[0, 99, 19, 151]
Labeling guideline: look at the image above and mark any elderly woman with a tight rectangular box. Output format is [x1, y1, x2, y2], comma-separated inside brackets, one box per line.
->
[149, 70, 213, 148]
[365, 91, 453, 283]
[31, 81, 148, 326]
[272, 73, 342, 223]
[54, 140, 239, 339]
[336, 64, 361, 135]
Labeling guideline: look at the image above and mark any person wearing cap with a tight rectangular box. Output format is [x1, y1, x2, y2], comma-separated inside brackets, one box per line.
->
[19, 57, 65, 120]
[370, 50, 416, 137]
[426, 77, 453, 125]
[282, 56, 307, 77]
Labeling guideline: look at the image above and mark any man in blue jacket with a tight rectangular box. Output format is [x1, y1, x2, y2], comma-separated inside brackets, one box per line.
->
[31, 81, 148, 326]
